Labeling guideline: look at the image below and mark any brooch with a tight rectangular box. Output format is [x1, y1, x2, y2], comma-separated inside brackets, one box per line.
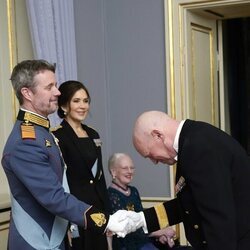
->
[93, 139, 102, 147]
[45, 139, 52, 147]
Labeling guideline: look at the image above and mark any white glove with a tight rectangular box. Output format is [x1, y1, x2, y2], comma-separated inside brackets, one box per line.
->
[126, 211, 148, 233]
[106, 210, 136, 238]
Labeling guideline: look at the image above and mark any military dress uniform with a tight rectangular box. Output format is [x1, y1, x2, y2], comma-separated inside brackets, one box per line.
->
[1, 110, 109, 250]
[142, 120, 250, 250]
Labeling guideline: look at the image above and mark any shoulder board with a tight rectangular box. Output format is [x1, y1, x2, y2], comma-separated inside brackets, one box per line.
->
[21, 122, 36, 140]
[50, 125, 62, 132]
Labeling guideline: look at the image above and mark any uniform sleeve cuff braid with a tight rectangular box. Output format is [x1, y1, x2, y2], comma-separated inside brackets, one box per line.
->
[84, 206, 109, 233]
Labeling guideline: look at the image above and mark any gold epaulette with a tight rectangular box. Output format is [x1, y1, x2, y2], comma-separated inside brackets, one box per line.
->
[21, 121, 36, 140]
[50, 125, 62, 132]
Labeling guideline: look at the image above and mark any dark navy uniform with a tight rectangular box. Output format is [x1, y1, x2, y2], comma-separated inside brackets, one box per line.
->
[143, 120, 250, 250]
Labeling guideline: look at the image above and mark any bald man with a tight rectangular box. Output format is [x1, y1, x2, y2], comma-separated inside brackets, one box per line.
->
[131, 110, 250, 250]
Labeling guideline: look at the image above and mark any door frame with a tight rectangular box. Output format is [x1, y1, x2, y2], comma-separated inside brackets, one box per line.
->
[164, 0, 250, 121]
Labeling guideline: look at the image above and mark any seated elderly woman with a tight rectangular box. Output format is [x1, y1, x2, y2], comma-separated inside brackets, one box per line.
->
[107, 153, 176, 250]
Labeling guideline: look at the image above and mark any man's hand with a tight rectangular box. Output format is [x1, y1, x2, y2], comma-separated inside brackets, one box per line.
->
[149, 227, 176, 248]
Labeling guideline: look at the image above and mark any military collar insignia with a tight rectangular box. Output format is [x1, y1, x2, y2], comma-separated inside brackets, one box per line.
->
[175, 176, 186, 194]
[17, 110, 50, 130]
[45, 139, 52, 147]
[93, 138, 102, 147]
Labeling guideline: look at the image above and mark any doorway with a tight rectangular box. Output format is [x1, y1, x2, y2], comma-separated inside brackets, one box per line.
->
[222, 17, 250, 155]
[165, 0, 250, 151]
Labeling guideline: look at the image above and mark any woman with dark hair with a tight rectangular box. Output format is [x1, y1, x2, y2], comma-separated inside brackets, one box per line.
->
[53, 80, 109, 250]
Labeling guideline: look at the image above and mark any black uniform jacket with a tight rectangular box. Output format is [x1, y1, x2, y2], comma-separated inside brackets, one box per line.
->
[144, 119, 250, 250]
[53, 120, 109, 212]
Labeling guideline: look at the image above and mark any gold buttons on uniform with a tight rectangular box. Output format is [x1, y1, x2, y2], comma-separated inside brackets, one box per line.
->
[194, 224, 199, 229]
[90, 180, 93, 184]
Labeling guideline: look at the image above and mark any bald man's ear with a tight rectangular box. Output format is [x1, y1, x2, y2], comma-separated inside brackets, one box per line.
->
[151, 130, 164, 141]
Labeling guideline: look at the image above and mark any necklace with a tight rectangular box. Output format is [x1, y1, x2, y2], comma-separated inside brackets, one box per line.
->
[112, 180, 129, 194]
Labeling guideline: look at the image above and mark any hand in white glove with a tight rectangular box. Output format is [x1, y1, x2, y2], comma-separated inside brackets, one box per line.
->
[106, 210, 137, 238]
[125, 211, 148, 233]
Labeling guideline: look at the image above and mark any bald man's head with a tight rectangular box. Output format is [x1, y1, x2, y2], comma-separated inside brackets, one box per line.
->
[133, 111, 170, 145]
[132, 111, 179, 165]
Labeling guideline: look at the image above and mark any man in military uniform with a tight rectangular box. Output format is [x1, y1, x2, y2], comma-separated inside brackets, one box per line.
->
[131, 110, 250, 250]
[1, 60, 135, 249]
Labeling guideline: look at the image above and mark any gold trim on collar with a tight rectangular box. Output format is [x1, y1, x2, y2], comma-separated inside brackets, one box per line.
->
[24, 112, 49, 128]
